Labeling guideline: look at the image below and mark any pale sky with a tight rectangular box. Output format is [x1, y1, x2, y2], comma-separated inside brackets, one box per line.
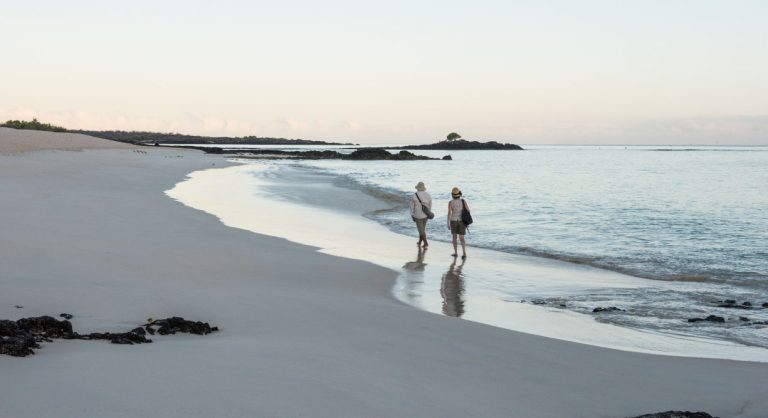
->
[2, 0, 767, 144]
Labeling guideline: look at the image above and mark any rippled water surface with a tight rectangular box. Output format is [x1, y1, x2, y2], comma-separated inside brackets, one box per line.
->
[301, 146, 768, 286]
[291, 145, 768, 347]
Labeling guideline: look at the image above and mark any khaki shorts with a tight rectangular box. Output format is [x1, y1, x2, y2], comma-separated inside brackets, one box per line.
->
[450, 220, 466, 235]
[415, 218, 427, 234]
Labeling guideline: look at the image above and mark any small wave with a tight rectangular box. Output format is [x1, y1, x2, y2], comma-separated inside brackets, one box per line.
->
[289, 160, 768, 293]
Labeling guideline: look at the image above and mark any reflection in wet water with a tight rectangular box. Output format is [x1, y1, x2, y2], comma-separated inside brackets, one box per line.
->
[440, 258, 466, 317]
[402, 247, 427, 299]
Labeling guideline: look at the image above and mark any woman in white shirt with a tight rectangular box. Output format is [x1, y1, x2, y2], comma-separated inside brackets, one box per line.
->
[410, 181, 433, 247]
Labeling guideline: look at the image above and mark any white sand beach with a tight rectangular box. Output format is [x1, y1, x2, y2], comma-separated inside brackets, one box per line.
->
[0, 127, 137, 154]
[2, 129, 768, 418]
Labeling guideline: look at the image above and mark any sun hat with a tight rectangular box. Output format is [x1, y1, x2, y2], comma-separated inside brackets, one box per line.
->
[451, 187, 462, 197]
[415, 181, 426, 191]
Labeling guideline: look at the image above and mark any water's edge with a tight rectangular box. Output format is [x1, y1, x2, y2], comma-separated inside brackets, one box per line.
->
[166, 161, 768, 362]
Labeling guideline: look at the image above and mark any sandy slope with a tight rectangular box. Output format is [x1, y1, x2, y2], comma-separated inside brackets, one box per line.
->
[0, 127, 137, 154]
[1, 144, 767, 417]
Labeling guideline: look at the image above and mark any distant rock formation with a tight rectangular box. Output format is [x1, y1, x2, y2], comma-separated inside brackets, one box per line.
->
[628, 411, 716, 418]
[395, 139, 523, 150]
[186, 147, 440, 160]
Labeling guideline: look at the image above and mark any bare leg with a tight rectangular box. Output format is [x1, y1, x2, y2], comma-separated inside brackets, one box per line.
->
[423, 234, 429, 247]
[452, 233, 458, 256]
[459, 234, 467, 258]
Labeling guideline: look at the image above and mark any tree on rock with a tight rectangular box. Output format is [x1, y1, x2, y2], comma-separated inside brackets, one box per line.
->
[446, 132, 461, 141]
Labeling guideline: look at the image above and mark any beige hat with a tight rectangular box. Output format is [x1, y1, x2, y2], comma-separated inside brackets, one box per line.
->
[451, 187, 462, 197]
[415, 181, 426, 191]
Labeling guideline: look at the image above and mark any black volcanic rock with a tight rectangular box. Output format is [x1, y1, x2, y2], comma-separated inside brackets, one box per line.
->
[16, 315, 74, 338]
[396, 139, 523, 150]
[688, 315, 725, 323]
[628, 411, 716, 418]
[146, 317, 218, 336]
[593, 307, 624, 313]
[215, 147, 437, 160]
[1, 315, 219, 357]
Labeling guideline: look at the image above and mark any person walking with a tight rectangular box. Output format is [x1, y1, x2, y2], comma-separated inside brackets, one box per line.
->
[447, 187, 469, 259]
[410, 181, 432, 247]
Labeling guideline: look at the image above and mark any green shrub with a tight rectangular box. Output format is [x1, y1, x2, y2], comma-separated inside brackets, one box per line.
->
[1, 118, 67, 132]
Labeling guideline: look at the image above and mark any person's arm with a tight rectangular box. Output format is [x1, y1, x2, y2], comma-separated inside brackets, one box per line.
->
[409, 197, 416, 219]
[447, 201, 452, 229]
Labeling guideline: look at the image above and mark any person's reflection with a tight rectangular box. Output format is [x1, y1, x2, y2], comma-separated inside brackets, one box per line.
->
[403, 246, 427, 273]
[402, 247, 427, 300]
[441, 257, 466, 317]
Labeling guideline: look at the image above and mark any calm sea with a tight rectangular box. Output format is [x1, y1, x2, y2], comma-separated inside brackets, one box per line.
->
[294, 145, 768, 347]
[168, 144, 768, 354]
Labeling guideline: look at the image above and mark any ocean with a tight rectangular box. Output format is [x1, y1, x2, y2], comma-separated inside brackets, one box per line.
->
[167, 145, 768, 361]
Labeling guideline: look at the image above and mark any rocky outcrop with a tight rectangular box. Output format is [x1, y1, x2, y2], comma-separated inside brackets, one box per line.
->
[345, 148, 434, 160]
[0, 315, 219, 357]
[593, 307, 624, 313]
[395, 139, 523, 150]
[687, 315, 725, 323]
[215, 147, 439, 160]
[628, 411, 716, 418]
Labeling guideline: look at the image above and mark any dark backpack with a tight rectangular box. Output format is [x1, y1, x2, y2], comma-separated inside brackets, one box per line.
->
[461, 199, 473, 227]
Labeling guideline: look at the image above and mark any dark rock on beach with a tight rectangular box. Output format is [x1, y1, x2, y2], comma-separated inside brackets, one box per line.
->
[0, 320, 39, 357]
[16, 315, 74, 338]
[763, 302, 768, 308]
[593, 307, 624, 313]
[688, 315, 725, 323]
[442, 155, 452, 160]
[628, 411, 716, 418]
[1, 315, 219, 357]
[146, 317, 218, 336]
[59, 313, 73, 320]
[81, 330, 152, 345]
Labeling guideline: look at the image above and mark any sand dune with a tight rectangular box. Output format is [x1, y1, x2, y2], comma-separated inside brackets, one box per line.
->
[0, 127, 137, 154]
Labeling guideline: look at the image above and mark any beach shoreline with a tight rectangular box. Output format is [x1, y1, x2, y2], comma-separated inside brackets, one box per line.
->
[168, 161, 768, 362]
[2, 131, 768, 417]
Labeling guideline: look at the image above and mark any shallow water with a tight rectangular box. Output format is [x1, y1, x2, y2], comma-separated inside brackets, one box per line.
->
[166, 151, 768, 361]
[294, 146, 768, 348]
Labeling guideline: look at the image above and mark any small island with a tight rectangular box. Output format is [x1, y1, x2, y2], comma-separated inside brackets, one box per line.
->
[395, 132, 523, 150]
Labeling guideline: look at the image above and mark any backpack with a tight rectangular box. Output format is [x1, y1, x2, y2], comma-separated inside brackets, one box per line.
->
[461, 199, 473, 227]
